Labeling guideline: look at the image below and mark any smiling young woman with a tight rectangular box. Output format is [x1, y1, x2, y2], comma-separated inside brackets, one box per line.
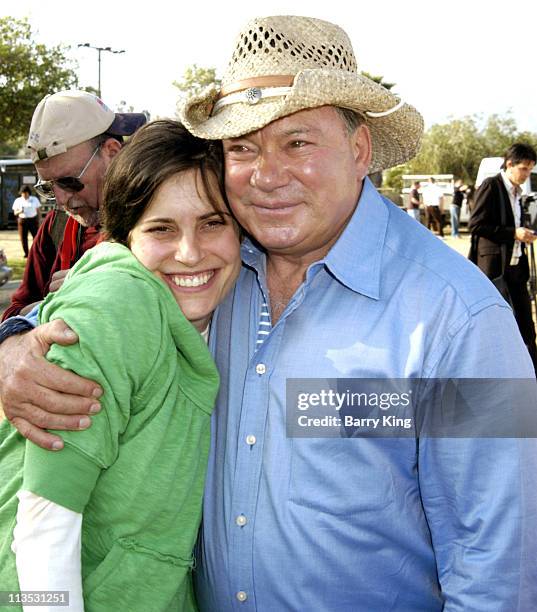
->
[0, 120, 241, 612]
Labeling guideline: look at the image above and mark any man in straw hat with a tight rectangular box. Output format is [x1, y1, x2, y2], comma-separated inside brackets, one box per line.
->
[1, 16, 536, 610]
[1, 90, 146, 320]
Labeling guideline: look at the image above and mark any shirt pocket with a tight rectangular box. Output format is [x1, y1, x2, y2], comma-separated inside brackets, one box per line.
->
[288, 439, 395, 516]
[83, 538, 195, 612]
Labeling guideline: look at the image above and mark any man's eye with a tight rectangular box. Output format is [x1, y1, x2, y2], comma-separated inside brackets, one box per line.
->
[225, 144, 251, 154]
[289, 140, 307, 148]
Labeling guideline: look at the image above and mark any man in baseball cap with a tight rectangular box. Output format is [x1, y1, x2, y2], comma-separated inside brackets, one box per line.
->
[2, 90, 146, 319]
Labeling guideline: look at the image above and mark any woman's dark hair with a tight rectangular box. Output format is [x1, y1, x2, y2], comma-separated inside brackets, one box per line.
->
[19, 186, 32, 196]
[102, 120, 226, 245]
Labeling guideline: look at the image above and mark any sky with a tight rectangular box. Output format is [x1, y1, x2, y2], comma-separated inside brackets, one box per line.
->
[4, 0, 537, 132]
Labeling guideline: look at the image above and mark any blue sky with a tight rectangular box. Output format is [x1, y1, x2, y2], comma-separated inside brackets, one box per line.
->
[6, 0, 537, 132]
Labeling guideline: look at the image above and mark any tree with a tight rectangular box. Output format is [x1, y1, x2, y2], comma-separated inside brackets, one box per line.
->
[383, 165, 406, 192]
[82, 85, 100, 97]
[173, 64, 221, 118]
[400, 113, 537, 184]
[173, 65, 220, 99]
[0, 16, 77, 151]
[383, 113, 537, 190]
[480, 114, 518, 158]
[406, 116, 486, 182]
[515, 131, 537, 152]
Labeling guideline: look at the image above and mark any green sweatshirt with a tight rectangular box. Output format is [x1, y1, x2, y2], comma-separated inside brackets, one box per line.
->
[0, 242, 219, 611]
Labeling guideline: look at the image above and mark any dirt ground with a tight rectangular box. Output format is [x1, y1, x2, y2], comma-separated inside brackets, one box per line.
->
[1, 228, 34, 260]
[0, 230, 33, 315]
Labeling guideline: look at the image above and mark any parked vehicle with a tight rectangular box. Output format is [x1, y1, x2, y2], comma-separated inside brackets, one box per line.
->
[401, 174, 455, 207]
[0, 248, 12, 287]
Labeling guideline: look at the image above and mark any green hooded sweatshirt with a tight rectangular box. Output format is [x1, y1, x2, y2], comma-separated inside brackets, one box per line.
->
[0, 242, 219, 612]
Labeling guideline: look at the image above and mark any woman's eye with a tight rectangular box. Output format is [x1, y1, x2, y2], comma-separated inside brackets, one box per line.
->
[147, 225, 171, 233]
[203, 219, 226, 230]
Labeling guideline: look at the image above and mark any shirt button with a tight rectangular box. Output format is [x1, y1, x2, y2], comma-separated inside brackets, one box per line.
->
[256, 363, 266, 375]
[235, 514, 247, 527]
[236, 591, 248, 602]
[246, 434, 256, 446]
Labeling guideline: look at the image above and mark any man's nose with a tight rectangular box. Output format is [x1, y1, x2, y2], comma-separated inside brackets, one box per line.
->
[52, 185, 72, 209]
[250, 151, 289, 192]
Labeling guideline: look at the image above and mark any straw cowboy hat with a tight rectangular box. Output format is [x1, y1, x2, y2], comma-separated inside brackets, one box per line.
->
[180, 15, 424, 173]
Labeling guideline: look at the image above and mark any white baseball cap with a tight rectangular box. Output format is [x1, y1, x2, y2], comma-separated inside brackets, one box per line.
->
[27, 90, 147, 163]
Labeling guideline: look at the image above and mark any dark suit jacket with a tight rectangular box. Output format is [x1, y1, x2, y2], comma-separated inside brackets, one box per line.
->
[468, 173, 528, 280]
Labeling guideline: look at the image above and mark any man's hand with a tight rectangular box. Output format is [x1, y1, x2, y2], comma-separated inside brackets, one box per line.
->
[515, 227, 537, 244]
[0, 320, 102, 450]
[49, 269, 70, 293]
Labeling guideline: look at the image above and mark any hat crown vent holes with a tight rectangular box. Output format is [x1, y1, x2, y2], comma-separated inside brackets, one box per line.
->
[231, 26, 356, 71]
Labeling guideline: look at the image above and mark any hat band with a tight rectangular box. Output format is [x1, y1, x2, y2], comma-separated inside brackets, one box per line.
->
[211, 73, 407, 119]
[218, 75, 295, 97]
[212, 86, 293, 115]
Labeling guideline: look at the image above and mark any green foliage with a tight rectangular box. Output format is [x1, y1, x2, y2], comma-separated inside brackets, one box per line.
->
[173, 65, 221, 99]
[383, 165, 406, 191]
[0, 141, 20, 157]
[516, 131, 537, 151]
[0, 16, 77, 149]
[481, 114, 517, 155]
[402, 113, 537, 183]
[82, 85, 99, 97]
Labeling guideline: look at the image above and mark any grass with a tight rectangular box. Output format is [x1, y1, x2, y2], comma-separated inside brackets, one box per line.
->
[9, 258, 26, 281]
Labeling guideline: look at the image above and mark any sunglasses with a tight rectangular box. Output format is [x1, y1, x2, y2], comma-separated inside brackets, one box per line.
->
[34, 145, 101, 200]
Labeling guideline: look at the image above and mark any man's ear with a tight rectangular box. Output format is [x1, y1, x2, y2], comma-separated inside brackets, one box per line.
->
[101, 137, 122, 160]
[351, 124, 373, 180]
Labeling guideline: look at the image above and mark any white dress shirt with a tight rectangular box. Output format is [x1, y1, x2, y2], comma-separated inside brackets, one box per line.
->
[500, 170, 522, 264]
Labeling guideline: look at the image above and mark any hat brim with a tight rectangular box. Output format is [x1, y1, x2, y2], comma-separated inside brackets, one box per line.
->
[108, 113, 147, 136]
[181, 70, 423, 173]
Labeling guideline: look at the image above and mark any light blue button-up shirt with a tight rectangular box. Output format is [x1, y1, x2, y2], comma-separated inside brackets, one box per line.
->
[197, 179, 537, 611]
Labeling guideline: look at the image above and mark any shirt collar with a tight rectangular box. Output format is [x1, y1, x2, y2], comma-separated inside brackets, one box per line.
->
[241, 237, 264, 270]
[500, 170, 521, 197]
[240, 177, 387, 300]
[323, 177, 387, 299]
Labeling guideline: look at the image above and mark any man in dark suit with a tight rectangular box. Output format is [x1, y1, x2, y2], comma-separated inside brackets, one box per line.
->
[469, 143, 537, 373]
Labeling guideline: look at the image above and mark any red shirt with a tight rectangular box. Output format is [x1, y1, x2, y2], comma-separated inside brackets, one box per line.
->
[2, 211, 101, 320]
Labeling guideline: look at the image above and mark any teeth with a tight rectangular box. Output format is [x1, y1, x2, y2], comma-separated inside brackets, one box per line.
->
[171, 271, 214, 288]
